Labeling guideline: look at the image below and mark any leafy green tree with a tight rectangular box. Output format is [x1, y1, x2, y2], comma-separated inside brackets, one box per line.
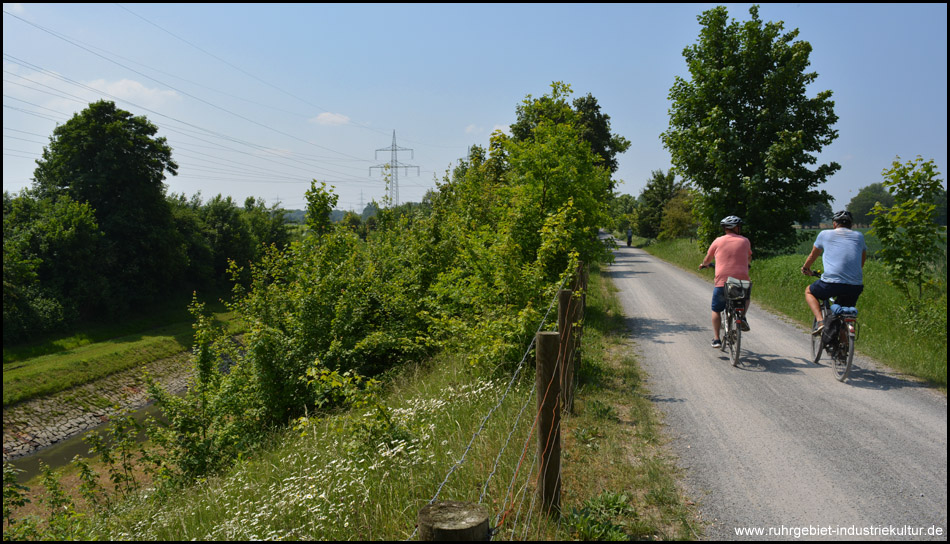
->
[3, 190, 104, 341]
[243, 197, 290, 252]
[571, 93, 632, 178]
[505, 90, 613, 275]
[659, 188, 698, 240]
[201, 195, 255, 282]
[609, 193, 638, 233]
[847, 183, 895, 226]
[31, 100, 183, 307]
[802, 199, 833, 228]
[637, 169, 682, 239]
[167, 193, 215, 289]
[662, 5, 840, 254]
[305, 180, 339, 236]
[869, 156, 946, 298]
[510, 82, 630, 189]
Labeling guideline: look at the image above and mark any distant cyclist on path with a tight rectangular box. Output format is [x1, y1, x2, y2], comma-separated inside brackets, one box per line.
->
[699, 215, 752, 348]
[801, 210, 867, 335]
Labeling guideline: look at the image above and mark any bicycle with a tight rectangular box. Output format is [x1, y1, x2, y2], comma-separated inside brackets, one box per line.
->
[806, 270, 858, 382]
[701, 265, 751, 367]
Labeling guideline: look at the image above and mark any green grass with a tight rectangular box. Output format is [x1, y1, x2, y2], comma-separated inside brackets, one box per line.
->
[2, 305, 243, 407]
[56, 264, 699, 540]
[642, 237, 948, 388]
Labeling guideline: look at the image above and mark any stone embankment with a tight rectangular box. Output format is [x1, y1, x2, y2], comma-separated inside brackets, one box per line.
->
[2, 353, 194, 462]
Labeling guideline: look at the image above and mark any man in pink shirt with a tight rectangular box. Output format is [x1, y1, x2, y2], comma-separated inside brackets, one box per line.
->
[699, 216, 752, 348]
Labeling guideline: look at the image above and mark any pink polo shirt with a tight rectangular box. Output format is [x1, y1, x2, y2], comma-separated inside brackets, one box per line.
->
[706, 233, 751, 287]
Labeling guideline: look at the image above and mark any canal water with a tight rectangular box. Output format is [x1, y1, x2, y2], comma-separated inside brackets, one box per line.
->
[8, 401, 167, 484]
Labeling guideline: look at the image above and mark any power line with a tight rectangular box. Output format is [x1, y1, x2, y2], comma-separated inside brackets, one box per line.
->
[370, 131, 418, 207]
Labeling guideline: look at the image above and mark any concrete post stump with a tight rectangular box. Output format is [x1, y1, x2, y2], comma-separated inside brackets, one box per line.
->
[418, 500, 490, 541]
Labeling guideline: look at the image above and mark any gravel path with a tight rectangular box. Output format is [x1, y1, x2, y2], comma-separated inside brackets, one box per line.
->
[606, 245, 947, 540]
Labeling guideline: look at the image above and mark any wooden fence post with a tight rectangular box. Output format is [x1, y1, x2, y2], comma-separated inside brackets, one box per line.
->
[418, 501, 489, 541]
[557, 289, 576, 414]
[536, 331, 561, 516]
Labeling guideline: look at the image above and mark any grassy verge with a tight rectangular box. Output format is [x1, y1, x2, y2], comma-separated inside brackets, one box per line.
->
[24, 264, 699, 540]
[2, 305, 243, 407]
[642, 238, 947, 388]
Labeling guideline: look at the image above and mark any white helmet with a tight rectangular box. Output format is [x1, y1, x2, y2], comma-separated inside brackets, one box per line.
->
[720, 215, 742, 228]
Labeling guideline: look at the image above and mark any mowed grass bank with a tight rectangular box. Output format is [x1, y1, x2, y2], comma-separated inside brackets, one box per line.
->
[2, 301, 243, 407]
[73, 264, 699, 540]
[642, 238, 947, 388]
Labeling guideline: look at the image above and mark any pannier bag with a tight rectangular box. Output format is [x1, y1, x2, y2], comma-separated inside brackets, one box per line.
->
[821, 317, 843, 348]
[725, 277, 752, 300]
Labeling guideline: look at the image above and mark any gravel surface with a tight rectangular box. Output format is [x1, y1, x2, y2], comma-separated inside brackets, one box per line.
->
[605, 245, 947, 540]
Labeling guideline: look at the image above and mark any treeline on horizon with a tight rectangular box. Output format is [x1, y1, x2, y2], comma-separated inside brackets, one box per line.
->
[2, 82, 625, 350]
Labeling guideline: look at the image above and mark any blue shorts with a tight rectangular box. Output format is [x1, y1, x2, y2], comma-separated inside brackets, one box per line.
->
[712, 287, 749, 313]
[809, 279, 863, 307]
[711, 287, 726, 312]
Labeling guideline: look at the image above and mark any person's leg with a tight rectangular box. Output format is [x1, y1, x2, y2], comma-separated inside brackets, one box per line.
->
[711, 288, 725, 343]
[805, 284, 823, 322]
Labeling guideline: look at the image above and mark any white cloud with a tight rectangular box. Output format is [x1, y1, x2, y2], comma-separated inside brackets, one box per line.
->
[86, 78, 180, 109]
[465, 124, 480, 134]
[310, 112, 350, 126]
[6, 4, 25, 14]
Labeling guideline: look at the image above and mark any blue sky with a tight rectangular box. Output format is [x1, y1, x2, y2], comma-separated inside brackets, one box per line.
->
[3, 3, 947, 213]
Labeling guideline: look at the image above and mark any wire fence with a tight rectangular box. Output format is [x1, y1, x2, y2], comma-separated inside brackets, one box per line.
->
[411, 264, 587, 540]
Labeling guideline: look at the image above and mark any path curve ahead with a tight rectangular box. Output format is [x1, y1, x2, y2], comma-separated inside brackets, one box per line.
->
[606, 245, 947, 541]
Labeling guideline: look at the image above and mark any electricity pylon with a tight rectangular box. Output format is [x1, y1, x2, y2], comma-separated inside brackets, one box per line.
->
[369, 130, 418, 207]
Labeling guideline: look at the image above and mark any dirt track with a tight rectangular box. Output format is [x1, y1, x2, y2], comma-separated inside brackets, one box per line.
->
[606, 245, 947, 540]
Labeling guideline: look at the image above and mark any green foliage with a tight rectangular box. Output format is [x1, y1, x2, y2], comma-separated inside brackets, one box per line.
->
[848, 183, 895, 226]
[137, 81, 620, 485]
[510, 82, 630, 189]
[305, 180, 339, 235]
[663, 5, 839, 254]
[3, 463, 31, 530]
[32, 100, 183, 307]
[637, 169, 683, 239]
[869, 156, 946, 298]
[608, 193, 638, 233]
[658, 188, 698, 240]
[803, 200, 833, 228]
[564, 491, 635, 540]
[3, 191, 104, 342]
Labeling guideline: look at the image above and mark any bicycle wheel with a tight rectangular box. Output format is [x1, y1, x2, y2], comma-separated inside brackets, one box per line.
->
[726, 310, 741, 366]
[833, 326, 855, 382]
[811, 318, 822, 364]
[718, 314, 727, 353]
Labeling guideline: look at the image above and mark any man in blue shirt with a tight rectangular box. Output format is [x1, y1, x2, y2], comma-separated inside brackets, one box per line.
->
[801, 210, 867, 335]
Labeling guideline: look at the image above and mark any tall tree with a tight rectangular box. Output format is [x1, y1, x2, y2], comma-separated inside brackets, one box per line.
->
[847, 183, 895, 226]
[32, 100, 182, 308]
[802, 199, 833, 228]
[510, 82, 630, 189]
[304, 180, 339, 236]
[662, 5, 840, 253]
[571, 93, 632, 177]
[869, 156, 946, 298]
[637, 169, 683, 239]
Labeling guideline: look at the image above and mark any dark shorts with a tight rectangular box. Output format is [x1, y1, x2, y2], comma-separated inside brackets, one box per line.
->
[711, 287, 749, 313]
[809, 279, 863, 307]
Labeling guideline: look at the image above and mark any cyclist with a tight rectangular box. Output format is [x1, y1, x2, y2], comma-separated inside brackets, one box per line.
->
[699, 215, 752, 348]
[801, 210, 867, 335]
